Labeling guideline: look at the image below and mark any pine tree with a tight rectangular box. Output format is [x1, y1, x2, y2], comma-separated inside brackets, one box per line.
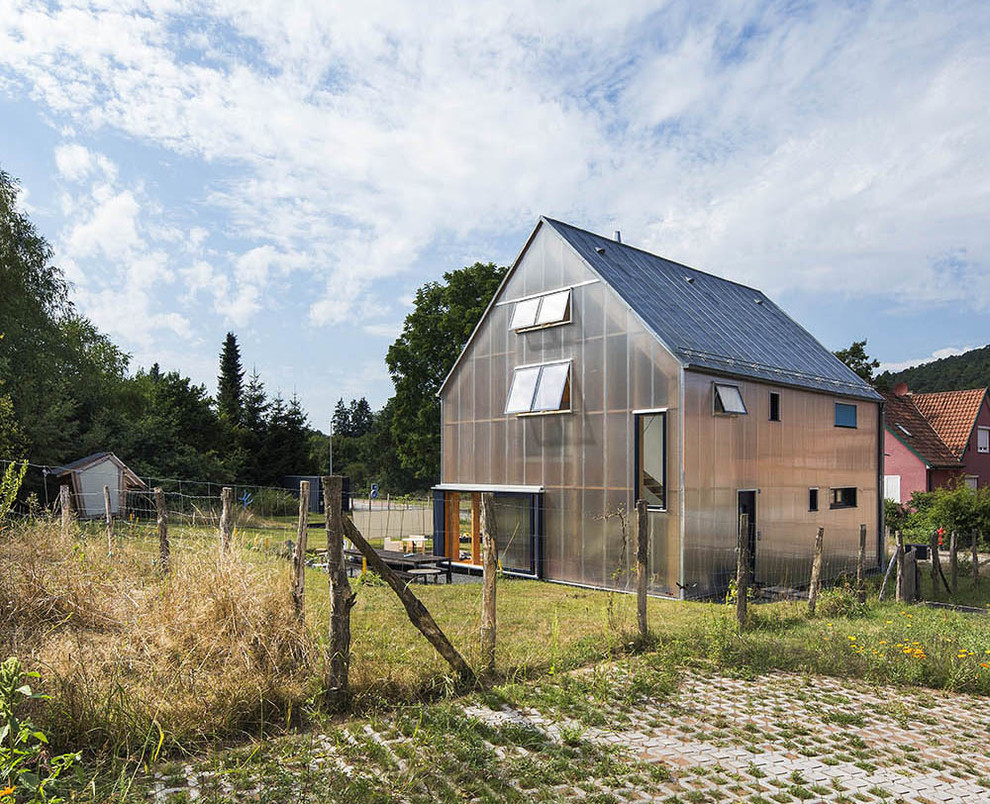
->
[332, 398, 351, 438]
[217, 332, 244, 424]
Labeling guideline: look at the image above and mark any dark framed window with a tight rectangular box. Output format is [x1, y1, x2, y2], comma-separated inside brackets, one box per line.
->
[809, 488, 818, 512]
[713, 383, 747, 415]
[769, 392, 781, 422]
[636, 412, 666, 510]
[830, 487, 857, 509]
[834, 403, 857, 428]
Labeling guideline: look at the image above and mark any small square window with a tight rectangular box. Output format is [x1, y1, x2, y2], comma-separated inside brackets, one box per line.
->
[830, 487, 857, 509]
[835, 403, 857, 428]
[809, 488, 818, 512]
[769, 392, 781, 422]
[714, 383, 747, 415]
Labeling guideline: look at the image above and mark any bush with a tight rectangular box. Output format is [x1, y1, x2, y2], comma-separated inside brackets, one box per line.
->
[816, 583, 866, 619]
[248, 487, 299, 518]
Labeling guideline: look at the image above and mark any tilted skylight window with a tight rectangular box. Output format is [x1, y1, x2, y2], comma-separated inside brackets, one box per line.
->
[505, 361, 571, 415]
[713, 383, 747, 415]
[510, 289, 571, 331]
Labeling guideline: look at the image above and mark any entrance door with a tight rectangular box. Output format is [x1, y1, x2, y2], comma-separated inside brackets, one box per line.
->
[737, 490, 757, 580]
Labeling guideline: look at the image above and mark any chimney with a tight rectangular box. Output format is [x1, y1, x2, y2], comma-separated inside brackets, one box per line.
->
[893, 382, 909, 397]
[614, 230, 621, 244]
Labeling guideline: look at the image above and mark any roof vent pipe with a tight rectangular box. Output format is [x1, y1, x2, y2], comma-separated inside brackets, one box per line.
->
[614, 230, 621, 243]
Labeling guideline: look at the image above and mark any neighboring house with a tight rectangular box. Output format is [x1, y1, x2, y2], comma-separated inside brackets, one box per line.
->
[882, 385, 990, 503]
[434, 217, 882, 599]
[54, 452, 148, 518]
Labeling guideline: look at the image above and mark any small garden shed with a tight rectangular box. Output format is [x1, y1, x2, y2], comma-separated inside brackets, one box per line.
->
[55, 452, 147, 519]
[435, 218, 883, 599]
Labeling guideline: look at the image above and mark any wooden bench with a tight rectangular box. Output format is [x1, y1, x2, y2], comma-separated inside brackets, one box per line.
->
[407, 567, 443, 584]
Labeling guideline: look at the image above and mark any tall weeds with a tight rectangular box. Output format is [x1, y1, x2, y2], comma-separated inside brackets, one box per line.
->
[0, 519, 322, 758]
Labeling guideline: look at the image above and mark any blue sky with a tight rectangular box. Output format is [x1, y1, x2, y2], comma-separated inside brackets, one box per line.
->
[1, 0, 988, 431]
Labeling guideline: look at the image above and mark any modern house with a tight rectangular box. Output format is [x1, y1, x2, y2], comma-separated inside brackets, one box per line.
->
[433, 218, 883, 599]
[882, 384, 990, 503]
[55, 452, 148, 518]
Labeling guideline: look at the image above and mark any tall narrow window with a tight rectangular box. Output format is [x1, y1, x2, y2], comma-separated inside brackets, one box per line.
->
[809, 488, 819, 512]
[510, 288, 572, 331]
[769, 392, 781, 422]
[978, 426, 989, 454]
[835, 403, 857, 428]
[714, 383, 747, 415]
[637, 413, 666, 510]
[505, 362, 571, 415]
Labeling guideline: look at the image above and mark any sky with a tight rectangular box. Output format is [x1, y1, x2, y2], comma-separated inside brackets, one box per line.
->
[1, 0, 988, 431]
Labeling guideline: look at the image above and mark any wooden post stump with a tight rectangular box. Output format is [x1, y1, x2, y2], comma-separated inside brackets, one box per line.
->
[293, 480, 310, 619]
[324, 476, 357, 708]
[480, 492, 498, 676]
[103, 485, 113, 557]
[856, 524, 867, 604]
[635, 499, 649, 640]
[59, 485, 71, 540]
[808, 527, 825, 616]
[949, 530, 958, 594]
[895, 530, 905, 603]
[155, 487, 169, 575]
[220, 487, 233, 556]
[736, 512, 749, 629]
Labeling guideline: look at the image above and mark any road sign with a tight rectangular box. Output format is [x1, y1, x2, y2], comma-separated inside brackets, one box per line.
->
[370, 484, 379, 500]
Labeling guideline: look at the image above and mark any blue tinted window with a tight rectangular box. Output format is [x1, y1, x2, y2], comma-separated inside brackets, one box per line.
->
[835, 403, 857, 428]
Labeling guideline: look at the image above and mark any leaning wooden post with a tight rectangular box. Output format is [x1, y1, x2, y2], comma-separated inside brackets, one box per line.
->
[808, 527, 825, 616]
[930, 529, 951, 595]
[342, 515, 475, 684]
[292, 480, 310, 619]
[480, 492, 498, 676]
[949, 530, 958, 594]
[59, 485, 71, 539]
[219, 487, 233, 556]
[324, 476, 357, 708]
[635, 499, 649, 640]
[856, 524, 867, 604]
[155, 487, 169, 574]
[895, 530, 906, 602]
[103, 485, 114, 557]
[972, 531, 980, 585]
[736, 512, 749, 629]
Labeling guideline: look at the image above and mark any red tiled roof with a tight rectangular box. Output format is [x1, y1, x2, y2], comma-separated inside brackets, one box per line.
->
[882, 392, 962, 468]
[912, 388, 988, 458]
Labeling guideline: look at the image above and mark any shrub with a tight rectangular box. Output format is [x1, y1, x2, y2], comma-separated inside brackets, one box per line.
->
[816, 583, 866, 619]
[248, 487, 299, 518]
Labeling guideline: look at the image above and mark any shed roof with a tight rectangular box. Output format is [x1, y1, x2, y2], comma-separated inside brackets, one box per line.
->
[544, 218, 881, 401]
[880, 392, 961, 468]
[912, 388, 988, 457]
[54, 452, 147, 489]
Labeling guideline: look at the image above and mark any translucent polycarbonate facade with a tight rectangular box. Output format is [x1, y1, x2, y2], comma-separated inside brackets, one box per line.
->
[441, 223, 683, 595]
[441, 220, 882, 598]
[682, 371, 881, 598]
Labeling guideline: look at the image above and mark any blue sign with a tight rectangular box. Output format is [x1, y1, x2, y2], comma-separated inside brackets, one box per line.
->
[240, 491, 253, 509]
[370, 484, 379, 500]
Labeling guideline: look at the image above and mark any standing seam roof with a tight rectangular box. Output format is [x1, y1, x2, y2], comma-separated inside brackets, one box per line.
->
[544, 218, 881, 401]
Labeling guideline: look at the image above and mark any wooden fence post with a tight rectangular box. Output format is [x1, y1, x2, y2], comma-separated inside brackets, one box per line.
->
[895, 530, 905, 602]
[342, 514, 475, 684]
[930, 530, 950, 596]
[972, 531, 980, 585]
[808, 527, 825, 616]
[480, 492, 498, 676]
[856, 524, 867, 604]
[220, 487, 233, 556]
[736, 512, 749, 629]
[636, 500, 648, 640]
[324, 476, 357, 708]
[155, 487, 169, 575]
[293, 480, 309, 619]
[949, 530, 958, 594]
[59, 485, 71, 540]
[103, 485, 113, 557]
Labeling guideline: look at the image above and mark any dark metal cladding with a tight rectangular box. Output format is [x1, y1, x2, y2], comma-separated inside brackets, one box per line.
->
[543, 218, 881, 402]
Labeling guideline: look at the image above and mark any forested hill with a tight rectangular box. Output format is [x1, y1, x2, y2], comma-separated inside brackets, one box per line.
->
[877, 344, 990, 393]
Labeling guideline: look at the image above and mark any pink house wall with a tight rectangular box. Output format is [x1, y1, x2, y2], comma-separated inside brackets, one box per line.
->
[883, 430, 930, 504]
[960, 395, 990, 489]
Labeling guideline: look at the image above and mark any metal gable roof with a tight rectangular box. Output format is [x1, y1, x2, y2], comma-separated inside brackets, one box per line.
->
[544, 218, 881, 401]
